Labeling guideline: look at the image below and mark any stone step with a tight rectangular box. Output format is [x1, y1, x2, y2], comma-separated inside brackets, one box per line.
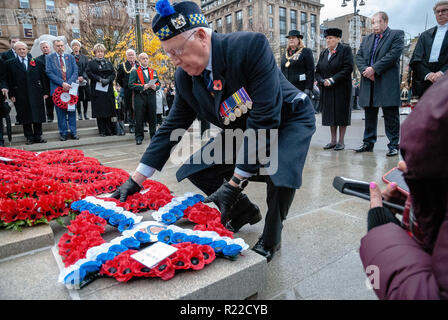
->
[0, 224, 54, 260]
[11, 119, 98, 134]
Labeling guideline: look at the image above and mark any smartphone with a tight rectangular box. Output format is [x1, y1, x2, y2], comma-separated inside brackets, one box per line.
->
[333, 176, 405, 212]
[382, 167, 409, 196]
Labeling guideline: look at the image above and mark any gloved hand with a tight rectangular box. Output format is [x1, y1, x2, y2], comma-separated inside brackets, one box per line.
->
[304, 88, 314, 99]
[111, 177, 142, 202]
[202, 179, 242, 225]
[367, 207, 401, 231]
[100, 78, 109, 86]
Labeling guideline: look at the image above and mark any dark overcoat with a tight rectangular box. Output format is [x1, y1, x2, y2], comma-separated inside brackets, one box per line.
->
[356, 27, 404, 108]
[72, 53, 91, 101]
[6, 56, 47, 124]
[139, 32, 316, 189]
[86, 58, 116, 118]
[315, 43, 353, 126]
[409, 26, 448, 98]
[280, 47, 315, 91]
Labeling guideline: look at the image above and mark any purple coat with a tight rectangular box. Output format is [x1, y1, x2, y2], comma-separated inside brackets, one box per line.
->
[360, 74, 448, 300]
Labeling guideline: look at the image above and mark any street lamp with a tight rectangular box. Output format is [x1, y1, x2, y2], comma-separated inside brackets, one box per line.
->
[341, 0, 367, 80]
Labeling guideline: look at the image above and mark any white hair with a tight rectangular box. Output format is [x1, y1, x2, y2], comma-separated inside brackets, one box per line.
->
[39, 40, 50, 47]
[126, 48, 136, 55]
[182, 27, 212, 40]
[70, 40, 81, 47]
[13, 41, 28, 49]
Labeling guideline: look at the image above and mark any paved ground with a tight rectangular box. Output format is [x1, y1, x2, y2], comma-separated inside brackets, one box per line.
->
[0, 108, 409, 300]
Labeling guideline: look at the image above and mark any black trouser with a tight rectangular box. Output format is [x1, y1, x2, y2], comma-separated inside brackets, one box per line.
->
[45, 96, 54, 121]
[134, 93, 156, 140]
[0, 118, 4, 146]
[124, 88, 135, 129]
[363, 106, 400, 149]
[23, 122, 43, 141]
[188, 164, 296, 248]
[97, 117, 113, 135]
[76, 99, 89, 119]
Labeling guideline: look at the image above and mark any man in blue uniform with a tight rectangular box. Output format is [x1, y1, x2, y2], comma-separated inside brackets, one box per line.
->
[112, 0, 316, 262]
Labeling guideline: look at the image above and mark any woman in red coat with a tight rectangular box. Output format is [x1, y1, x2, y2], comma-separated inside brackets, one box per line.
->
[359, 74, 448, 299]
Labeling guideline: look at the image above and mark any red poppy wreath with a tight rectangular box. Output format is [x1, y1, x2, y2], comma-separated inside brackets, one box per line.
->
[53, 86, 78, 110]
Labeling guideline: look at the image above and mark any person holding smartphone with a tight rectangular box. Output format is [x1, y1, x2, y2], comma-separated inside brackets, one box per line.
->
[359, 74, 448, 300]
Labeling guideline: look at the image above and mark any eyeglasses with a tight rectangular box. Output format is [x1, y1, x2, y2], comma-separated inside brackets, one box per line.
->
[435, 8, 448, 15]
[164, 31, 197, 59]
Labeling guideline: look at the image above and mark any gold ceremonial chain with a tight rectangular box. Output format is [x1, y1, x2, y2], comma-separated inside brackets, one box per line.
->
[285, 48, 303, 68]
[123, 62, 136, 74]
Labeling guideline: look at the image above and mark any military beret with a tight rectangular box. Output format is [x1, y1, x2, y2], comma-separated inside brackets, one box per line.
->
[152, 0, 209, 41]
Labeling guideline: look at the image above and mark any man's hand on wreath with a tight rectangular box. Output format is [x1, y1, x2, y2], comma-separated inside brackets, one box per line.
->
[62, 82, 71, 91]
[202, 180, 242, 225]
[111, 177, 142, 202]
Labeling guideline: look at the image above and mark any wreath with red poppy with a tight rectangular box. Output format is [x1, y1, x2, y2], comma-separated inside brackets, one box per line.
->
[52, 86, 78, 110]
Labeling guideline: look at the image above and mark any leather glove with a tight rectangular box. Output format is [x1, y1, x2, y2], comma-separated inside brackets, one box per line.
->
[202, 179, 242, 225]
[304, 88, 313, 99]
[111, 177, 142, 202]
[100, 78, 109, 86]
[367, 207, 401, 231]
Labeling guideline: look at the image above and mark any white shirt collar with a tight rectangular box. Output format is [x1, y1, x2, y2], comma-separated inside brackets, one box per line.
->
[438, 22, 448, 29]
[205, 48, 212, 72]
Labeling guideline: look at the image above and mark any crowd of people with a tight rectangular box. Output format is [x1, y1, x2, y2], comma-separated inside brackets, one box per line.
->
[0, 38, 176, 146]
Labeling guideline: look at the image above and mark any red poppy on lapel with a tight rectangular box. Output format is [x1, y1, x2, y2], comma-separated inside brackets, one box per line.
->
[29, 58, 36, 67]
[213, 80, 222, 91]
[331, 49, 337, 55]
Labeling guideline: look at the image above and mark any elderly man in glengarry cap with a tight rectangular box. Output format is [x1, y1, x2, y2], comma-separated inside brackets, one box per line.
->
[111, 0, 316, 262]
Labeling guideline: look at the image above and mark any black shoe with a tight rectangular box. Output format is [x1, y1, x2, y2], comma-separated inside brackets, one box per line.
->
[34, 138, 47, 143]
[78, 115, 83, 121]
[25, 139, 34, 145]
[60, 135, 67, 141]
[136, 139, 142, 145]
[47, 119, 53, 123]
[323, 143, 337, 150]
[334, 143, 345, 151]
[354, 143, 373, 153]
[251, 238, 281, 263]
[225, 194, 262, 233]
[70, 134, 79, 140]
[386, 148, 399, 157]
[129, 127, 135, 134]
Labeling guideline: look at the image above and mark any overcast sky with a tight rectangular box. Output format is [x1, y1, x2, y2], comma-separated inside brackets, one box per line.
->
[320, 0, 439, 38]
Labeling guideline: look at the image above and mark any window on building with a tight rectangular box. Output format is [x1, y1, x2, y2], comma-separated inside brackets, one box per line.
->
[236, 10, 243, 31]
[216, 18, 222, 33]
[269, 4, 273, 15]
[209, 21, 213, 30]
[269, 17, 273, 29]
[48, 24, 58, 36]
[225, 14, 232, 33]
[279, 7, 286, 46]
[72, 27, 80, 39]
[20, 0, 30, 9]
[96, 28, 104, 40]
[92, 6, 103, 18]
[301, 11, 308, 42]
[290, 9, 297, 31]
[310, 14, 317, 49]
[23, 23, 33, 38]
[247, 5, 252, 17]
[248, 18, 253, 30]
[46, 0, 55, 12]
[69, 3, 78, 14]
[0, 27, 3, 37]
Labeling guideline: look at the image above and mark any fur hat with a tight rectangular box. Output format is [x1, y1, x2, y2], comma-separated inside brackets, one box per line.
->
[324, 28, 343, 38]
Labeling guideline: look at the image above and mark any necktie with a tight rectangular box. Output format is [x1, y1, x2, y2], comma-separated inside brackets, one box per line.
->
[22, 58, 27, 70]
[202, 69, 213, 92]
[59, 55, 66, 81]
[370, 34, 381, 66]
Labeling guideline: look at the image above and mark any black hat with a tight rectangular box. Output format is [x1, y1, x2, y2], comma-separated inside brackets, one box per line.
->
[152, 0, 209, 41]
[286, 30, 303, 39]
[324, 28, 343, 38]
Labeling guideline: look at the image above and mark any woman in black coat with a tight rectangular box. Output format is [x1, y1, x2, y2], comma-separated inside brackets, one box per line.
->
[86, 43, 116, 136]
[315, 28, 353, 151]
[281, 30, 315, 95]
[71, 40, 91, 120]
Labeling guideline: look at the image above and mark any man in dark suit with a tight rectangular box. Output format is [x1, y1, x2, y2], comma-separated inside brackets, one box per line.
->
[1, 36, 20, 62]
[355, 11, 404, 157]
[410, 1, 448, 98]
[36, 40, 54, 122]
[0, 57, 8, 147]
[5, 41, 48, 145]
[116, 49, 139, 133]
[112, 0, 316, 262]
